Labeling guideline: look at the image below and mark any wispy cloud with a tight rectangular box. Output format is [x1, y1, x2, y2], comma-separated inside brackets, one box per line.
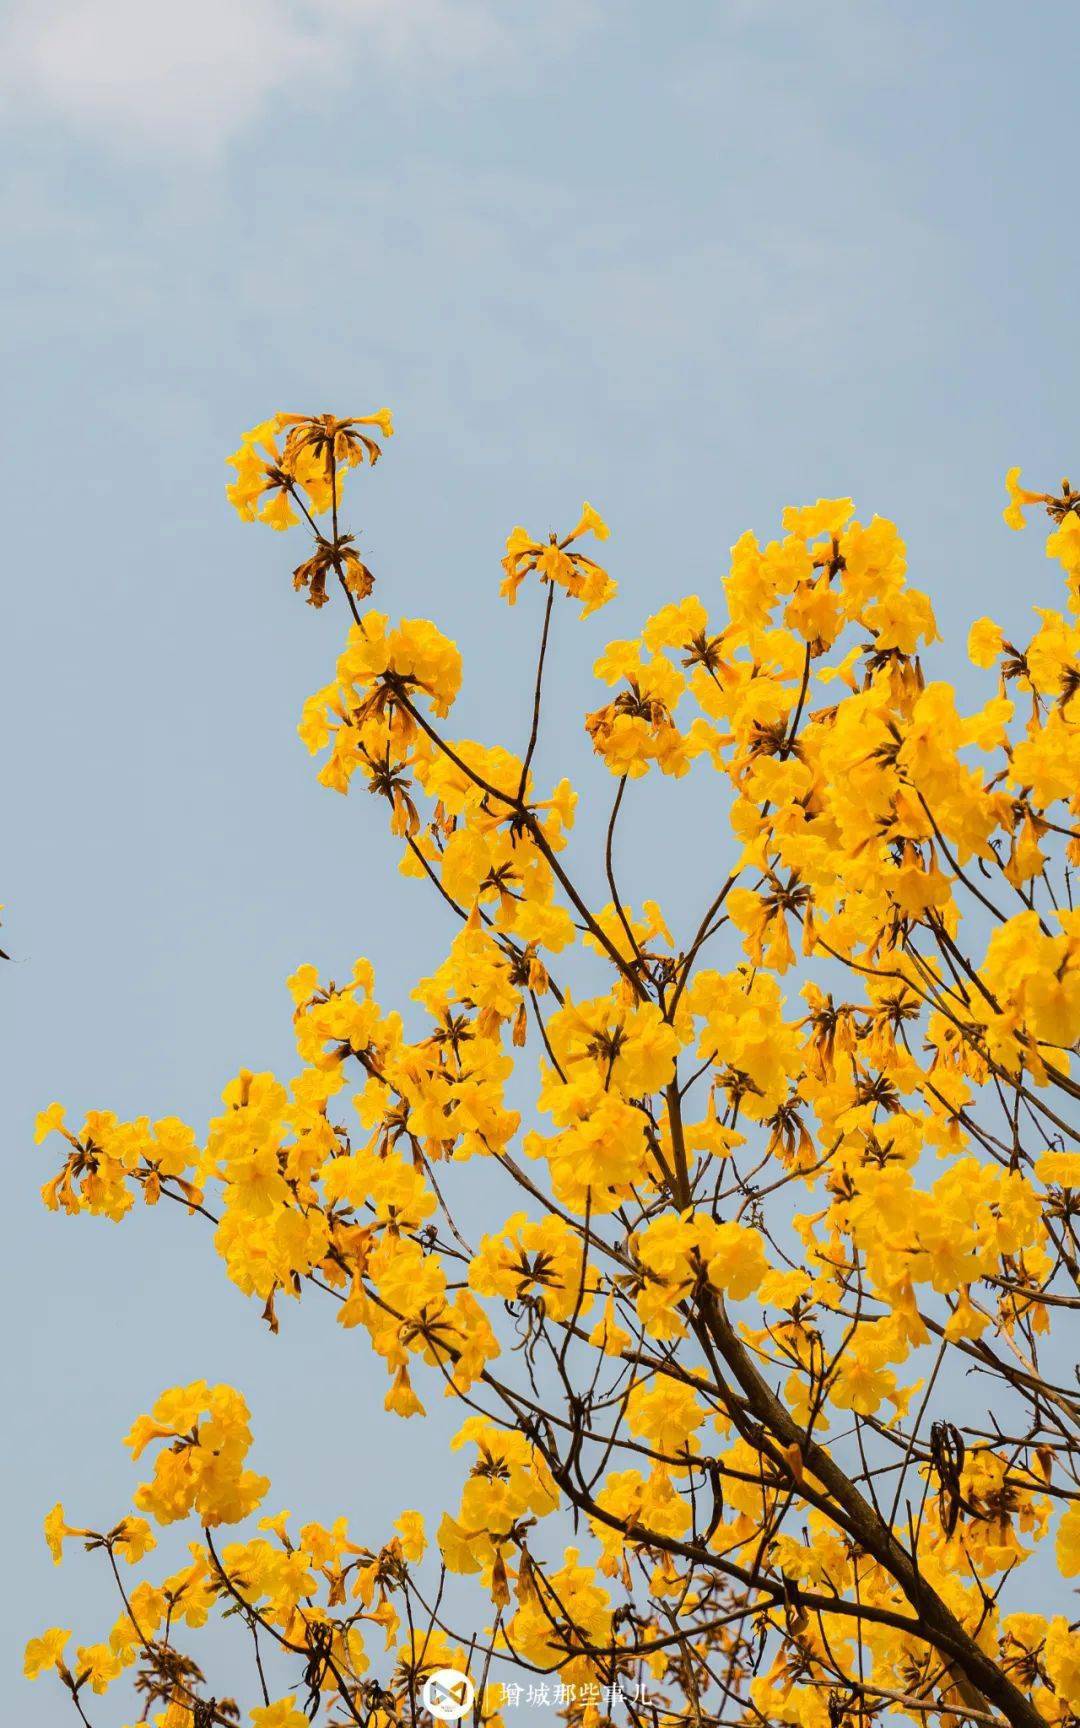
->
[0, 0, 578, 155]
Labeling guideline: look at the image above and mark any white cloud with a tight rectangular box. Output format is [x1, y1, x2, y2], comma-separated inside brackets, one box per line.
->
[0, 0, 568, 155]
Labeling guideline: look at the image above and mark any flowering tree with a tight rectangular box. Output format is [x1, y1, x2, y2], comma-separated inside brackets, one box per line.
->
[27, 416, 1080, 1728]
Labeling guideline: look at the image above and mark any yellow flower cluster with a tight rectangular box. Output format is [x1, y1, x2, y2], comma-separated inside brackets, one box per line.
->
[227, 410, 393, 532]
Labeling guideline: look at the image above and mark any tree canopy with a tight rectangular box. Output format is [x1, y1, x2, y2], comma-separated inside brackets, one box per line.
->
[28, 415, 1080, 1728]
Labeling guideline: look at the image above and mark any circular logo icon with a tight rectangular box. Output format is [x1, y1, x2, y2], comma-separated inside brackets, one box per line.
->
[422, 1667, 475, 1722]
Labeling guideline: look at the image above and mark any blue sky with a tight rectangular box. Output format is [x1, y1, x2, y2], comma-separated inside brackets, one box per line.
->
[3, 0, 1078, 1718]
